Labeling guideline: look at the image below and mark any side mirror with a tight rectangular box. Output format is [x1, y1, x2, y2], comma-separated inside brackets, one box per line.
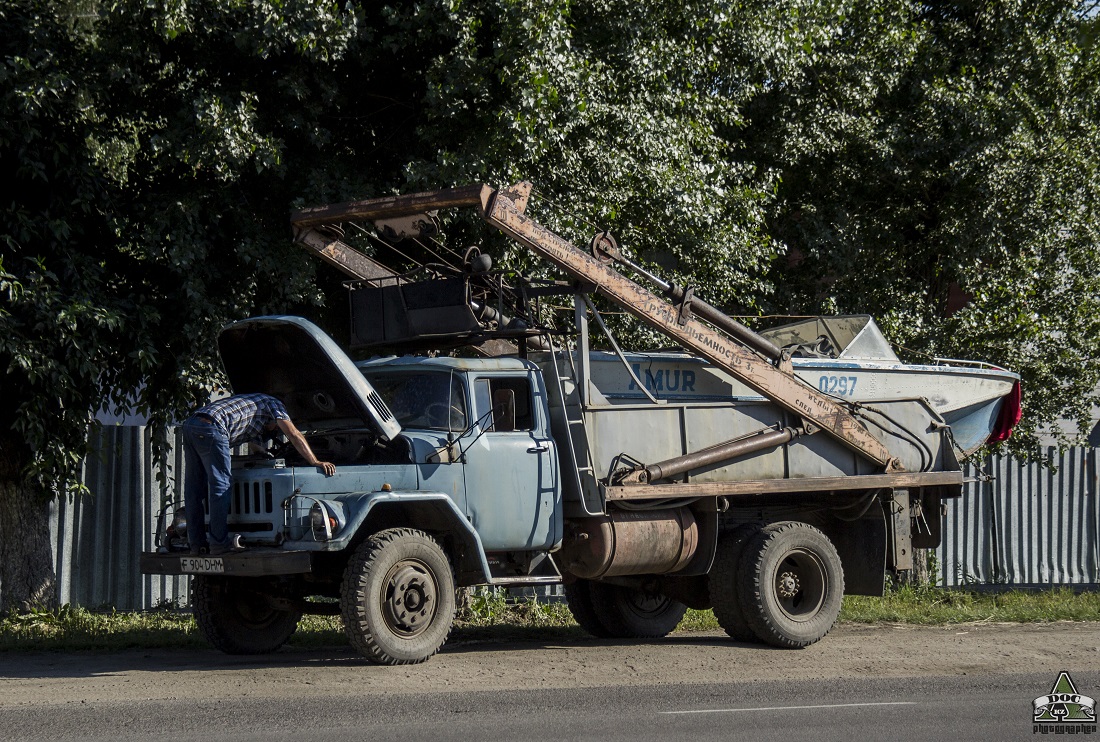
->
[427, 437, 463, 464]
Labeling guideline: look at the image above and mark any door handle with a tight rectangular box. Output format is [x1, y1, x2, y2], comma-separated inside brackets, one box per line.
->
[527, 443, 549, 453]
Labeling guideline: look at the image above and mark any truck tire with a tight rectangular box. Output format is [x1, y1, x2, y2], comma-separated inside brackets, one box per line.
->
[191, 576, 302, 654]
[709, 524, 761, 643]
[737, 521, 844, 648]
[564, 579, 614, 638]
[340, 528, 456, 665]
[588, 581, 687, 638]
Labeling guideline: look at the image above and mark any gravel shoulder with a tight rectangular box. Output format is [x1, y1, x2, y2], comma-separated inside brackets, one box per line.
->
[1, 622, 1098, 708]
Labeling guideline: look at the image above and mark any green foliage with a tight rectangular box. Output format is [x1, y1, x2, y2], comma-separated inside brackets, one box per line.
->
[739, 0, 1100, 449]
[369, 0, 781, 355]
[677, 608, 721, 632]
[408, 0, 776, 287]
[0, 603, 203, 650]
[0, 603, 347, 650]
[5, 0, 1098, 496]
[0, 0, 358, 490]
[458, 587, 575, 628]
[841, 584, 1100, 624]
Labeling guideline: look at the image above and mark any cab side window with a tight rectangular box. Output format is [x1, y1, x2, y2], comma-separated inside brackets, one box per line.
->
[474, 377, 534, 432]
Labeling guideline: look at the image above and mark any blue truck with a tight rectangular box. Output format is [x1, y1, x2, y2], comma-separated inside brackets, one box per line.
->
[140, 183, 1020, 664]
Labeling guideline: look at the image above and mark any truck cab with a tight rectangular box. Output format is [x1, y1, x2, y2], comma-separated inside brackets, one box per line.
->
[356, 356, 560, 555]
[143, 316, 564, 665]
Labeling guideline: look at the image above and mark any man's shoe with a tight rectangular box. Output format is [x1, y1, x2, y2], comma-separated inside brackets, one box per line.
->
[207, 534, 246, 556]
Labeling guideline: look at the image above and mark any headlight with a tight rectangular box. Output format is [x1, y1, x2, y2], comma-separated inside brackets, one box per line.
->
[310, 502, 340, 541]
[169, 507, 187, 536]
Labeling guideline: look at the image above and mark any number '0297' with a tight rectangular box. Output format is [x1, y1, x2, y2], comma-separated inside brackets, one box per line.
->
[818, 375, 858, 397]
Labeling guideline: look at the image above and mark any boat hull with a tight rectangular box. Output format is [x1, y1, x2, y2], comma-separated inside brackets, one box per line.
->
[581, 352, 1020, 456]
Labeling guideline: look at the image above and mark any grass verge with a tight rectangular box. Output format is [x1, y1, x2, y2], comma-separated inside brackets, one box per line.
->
[842, 584, 1100, 624]
[0, 586, 1096, 652]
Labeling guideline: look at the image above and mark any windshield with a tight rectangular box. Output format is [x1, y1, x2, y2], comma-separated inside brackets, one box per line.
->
[361, 370, 468, 432]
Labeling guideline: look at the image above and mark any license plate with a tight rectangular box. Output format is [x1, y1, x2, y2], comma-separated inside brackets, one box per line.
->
[180, 556, 225, 574]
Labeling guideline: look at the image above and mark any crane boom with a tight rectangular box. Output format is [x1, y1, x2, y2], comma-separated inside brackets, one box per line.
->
[290, 182, 901, 471]
[478, 185, 901, 472]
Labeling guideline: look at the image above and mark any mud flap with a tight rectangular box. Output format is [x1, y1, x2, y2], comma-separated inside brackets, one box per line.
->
[821, 508, 887, 597]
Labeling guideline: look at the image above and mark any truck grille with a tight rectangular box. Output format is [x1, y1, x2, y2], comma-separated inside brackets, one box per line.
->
[231, 480, 275, 515]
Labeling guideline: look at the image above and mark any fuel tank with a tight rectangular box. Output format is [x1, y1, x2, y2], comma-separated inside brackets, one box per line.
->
[557, 508, 699, 579]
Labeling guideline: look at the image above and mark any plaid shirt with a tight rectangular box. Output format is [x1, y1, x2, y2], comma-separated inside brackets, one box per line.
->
[194, 393, 290, 446]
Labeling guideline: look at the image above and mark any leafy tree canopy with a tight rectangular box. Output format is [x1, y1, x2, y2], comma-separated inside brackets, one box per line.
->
[740, 0, 1100, 450]
[2, 0, 357, 492]
[1, 0, 781, 495]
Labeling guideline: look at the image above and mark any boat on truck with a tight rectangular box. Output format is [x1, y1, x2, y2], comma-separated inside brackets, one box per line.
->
[140, 181, 1020, 664]
[582, 314, 1020, 456]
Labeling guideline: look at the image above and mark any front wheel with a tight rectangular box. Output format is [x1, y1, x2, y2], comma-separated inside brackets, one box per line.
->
[738, 521, 844, 648]
[340, 528, 456, 665]
[192, 576, 302, 654]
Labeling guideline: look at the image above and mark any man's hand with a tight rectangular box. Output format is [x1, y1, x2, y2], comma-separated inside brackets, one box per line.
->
[247, 441, 274, 458]
[275, 419, 337, 477]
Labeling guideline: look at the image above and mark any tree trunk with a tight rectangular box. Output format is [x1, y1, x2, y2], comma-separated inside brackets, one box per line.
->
[902, 547, 931, 587]
[0, 480, 57, 612]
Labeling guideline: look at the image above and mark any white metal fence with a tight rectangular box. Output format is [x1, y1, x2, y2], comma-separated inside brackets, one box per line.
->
[38, 428, 1100, 610]
[50, 425, 189, 610]
[939, 447, 1098, 587]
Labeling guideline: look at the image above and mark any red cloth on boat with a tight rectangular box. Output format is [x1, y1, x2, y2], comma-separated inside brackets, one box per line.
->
[988, 380, 1022, 443]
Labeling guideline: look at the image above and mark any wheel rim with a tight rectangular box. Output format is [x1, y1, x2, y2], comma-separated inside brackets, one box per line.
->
[379, 559, 438, 638]
[225, 586, 285, 629]
[622, 589, 673, 619]
[771, 548, 827, 622]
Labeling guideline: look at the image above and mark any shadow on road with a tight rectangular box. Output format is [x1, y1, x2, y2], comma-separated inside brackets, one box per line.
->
[0, 627, 770, 681]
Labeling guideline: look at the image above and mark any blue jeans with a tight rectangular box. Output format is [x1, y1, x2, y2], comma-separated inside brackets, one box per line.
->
[182, 417, 233, 549]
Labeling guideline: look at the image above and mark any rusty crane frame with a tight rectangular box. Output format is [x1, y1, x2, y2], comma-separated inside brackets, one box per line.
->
[290, 182, 902, 473]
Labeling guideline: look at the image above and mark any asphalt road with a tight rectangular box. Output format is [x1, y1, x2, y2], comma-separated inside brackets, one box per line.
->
[2, 623, 1098, 742]
[0, 672, 1088, 741]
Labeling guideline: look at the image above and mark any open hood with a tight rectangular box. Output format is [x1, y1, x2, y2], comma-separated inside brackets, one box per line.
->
[218, 316, 401, 440]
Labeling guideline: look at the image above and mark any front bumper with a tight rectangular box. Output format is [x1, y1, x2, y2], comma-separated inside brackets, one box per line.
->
[140, 548, 314, 577]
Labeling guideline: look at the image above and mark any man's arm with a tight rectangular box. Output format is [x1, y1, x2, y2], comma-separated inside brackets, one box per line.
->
[275, 419, 336, 476]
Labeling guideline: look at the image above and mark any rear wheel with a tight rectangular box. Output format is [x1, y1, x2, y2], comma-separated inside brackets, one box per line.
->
[709, 524, 761, 642]
[589, 581, 687, 638]
[192, 576, 302, 654]
[564, 579, 613, 638]
[341, 528, 456, 665]
[738, 521, 844, 648]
